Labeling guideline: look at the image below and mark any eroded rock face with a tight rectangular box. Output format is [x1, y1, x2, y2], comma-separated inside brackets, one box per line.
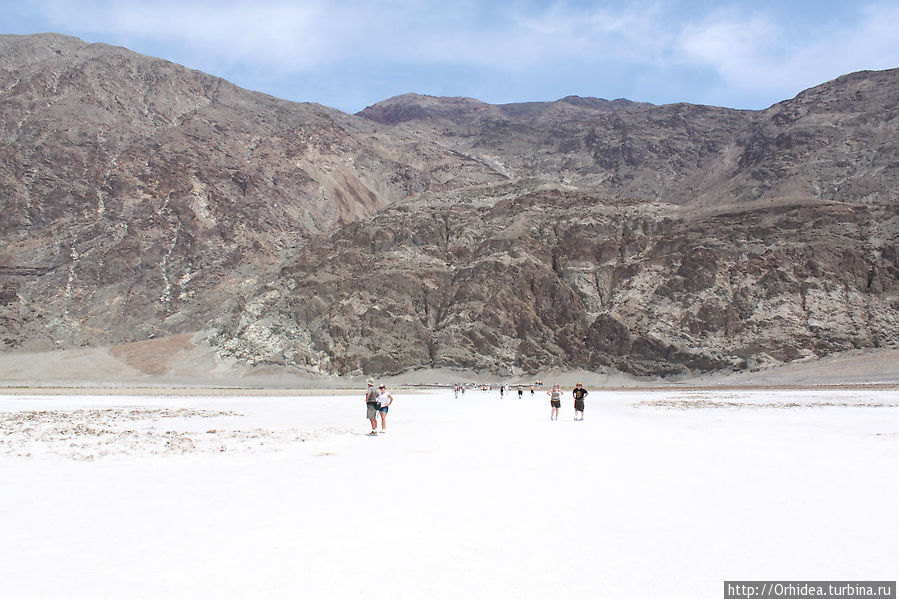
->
[214, 182, 899, 376]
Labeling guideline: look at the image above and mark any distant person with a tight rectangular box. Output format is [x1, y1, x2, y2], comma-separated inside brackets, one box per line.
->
[548, 384, 562, 420]
[377, 384, 394, 433]
[517, 386, 523, 399]
[453, 385, 459, 399]
[572, 382, 588, 421]
[499, 385, 504, 398]
[365, 379, 380, 435]
[530, 385, 535, 397]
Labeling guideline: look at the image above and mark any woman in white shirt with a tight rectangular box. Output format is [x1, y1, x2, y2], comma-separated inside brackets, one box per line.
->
[377, 384, 394, 433]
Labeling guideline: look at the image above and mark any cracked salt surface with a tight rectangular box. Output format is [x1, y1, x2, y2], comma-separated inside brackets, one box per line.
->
[0, 396, 354, 460]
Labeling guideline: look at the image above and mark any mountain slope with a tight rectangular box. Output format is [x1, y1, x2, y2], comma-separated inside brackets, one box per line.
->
[0, 33, 503, 350]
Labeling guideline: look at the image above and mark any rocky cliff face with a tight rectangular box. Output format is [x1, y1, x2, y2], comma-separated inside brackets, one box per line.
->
[1, 33, 897, 376]
[214, 181, 899, 376]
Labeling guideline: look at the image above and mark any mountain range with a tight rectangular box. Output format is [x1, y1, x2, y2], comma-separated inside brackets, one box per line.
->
[1, 33, 897, 378]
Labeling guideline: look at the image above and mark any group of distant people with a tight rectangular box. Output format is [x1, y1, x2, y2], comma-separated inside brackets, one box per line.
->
[470, 381, 589, 421]
[367, 381, 589, 432]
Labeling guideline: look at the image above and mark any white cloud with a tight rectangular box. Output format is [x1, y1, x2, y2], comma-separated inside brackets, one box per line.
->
[39, 0, 338, 69]
[678, 12, 782, 86]
[33, 0, 669, 72]
[676, 3, 899, 95]
[509, 3, 674, 65]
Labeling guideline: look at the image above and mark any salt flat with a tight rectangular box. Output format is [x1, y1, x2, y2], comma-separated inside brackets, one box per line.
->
[1, 388, 897, 598]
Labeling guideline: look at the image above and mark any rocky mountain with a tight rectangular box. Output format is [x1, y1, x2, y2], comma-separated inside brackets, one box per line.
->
[0, 33, 503, 351]
[215, 180, 899, 376]
[357, 69, 899, 208]
[1, 33, 897, 377]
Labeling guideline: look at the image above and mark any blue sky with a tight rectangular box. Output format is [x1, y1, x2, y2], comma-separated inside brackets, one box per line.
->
[4, 0, 899, 113]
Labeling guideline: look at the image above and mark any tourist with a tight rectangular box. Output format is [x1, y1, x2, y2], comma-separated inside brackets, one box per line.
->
[572, 382, 588, 421]
[377, 384, 394, 433]
[548, 384, 561, 420]
[517, 386, 523, 399]
[365, 379, 380, 435]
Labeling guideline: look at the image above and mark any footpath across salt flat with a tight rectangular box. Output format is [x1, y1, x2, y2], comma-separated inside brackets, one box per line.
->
[0, 388, 897, 598]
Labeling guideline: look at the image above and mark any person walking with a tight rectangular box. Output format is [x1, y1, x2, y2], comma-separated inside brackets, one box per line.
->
[517, 386, 523, 399]
[376, 384, 394, 433]
[365, 379, 381, 435]
[572, 382, 588, 421]
[548, 384, 562, 420]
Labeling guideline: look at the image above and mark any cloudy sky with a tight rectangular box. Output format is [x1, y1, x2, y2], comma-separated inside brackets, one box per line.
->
[5, 0, 899, 113]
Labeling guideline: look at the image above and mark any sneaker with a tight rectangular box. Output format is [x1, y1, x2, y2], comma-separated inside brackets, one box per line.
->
[380, 430, 387, 434]
[368, 430, 378, 436]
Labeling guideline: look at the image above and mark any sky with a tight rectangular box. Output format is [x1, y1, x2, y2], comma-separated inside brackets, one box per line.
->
[4, 0, 899, 114]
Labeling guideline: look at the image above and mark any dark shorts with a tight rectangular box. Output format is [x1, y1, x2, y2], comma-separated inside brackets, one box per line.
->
[366, 403, 380, 419]
[574, 399, 585, 411]
[550, 399, 561, 408]
[378, 406, 389, 414]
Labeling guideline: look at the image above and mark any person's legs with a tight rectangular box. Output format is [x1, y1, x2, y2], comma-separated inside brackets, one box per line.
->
[366, 403, 378, 433]
[379, 408, 387, 431]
